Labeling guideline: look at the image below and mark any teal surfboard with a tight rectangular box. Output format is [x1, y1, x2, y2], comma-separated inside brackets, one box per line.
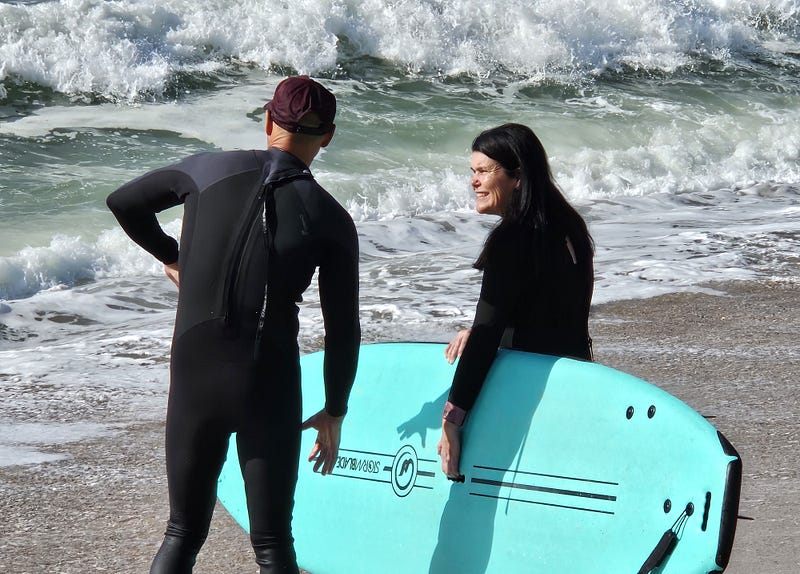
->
[217, 342, 741, 573]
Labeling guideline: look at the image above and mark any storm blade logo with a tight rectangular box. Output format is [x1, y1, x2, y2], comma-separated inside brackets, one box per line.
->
[391, 445, 418, 497]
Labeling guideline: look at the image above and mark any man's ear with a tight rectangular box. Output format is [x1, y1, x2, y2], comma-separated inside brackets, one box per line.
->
[321, 124, 336, 148]
[265, 111, 274, 136]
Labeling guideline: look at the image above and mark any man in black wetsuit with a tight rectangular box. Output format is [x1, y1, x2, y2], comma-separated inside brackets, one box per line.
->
[106, 76, 361, 573]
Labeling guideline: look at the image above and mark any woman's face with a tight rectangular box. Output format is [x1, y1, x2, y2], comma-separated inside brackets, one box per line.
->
[470, 151, 519, 216]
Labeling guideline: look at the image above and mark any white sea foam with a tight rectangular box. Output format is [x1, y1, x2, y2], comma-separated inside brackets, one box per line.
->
[0, 84, 798, 302]
[4, 67, 797, 214]
[1, 0, 798, 99]
[0, 220, 183, 300]
[1, 177, 797, 307]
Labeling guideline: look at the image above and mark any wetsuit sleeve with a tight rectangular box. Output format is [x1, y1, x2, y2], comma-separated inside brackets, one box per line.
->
[447, 240, 523, 413]
[106, 167, 197, 264]
[318, 216, 361, 417]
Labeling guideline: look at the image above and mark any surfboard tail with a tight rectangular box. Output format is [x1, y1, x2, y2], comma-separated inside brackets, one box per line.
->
[714, 431, 742, 572]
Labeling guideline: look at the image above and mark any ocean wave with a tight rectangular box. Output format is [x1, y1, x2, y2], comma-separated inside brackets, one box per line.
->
[2, 179, 798, 303]
[0, 223, 178, 301]
[1, 0, 798, 101]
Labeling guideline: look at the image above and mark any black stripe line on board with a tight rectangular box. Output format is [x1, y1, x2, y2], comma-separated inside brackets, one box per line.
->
[469, 492, 615, 515]
[471, 477, 617, 501]
[473, 465, 619, 486]
[418, 471, 436, 478]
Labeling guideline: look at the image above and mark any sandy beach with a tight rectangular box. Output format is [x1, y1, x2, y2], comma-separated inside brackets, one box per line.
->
[1, 279, 797, 573]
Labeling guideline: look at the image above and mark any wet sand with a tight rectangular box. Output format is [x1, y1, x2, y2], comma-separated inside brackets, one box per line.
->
[0, 279, 797, 573]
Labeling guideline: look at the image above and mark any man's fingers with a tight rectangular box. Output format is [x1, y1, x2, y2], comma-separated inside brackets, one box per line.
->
[313, 449, 331, 474]
[307, 442, 320, 463]
[309, 440, 337, 474]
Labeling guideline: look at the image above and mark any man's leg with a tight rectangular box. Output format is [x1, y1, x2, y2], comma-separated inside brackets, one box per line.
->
[150, 335, 234, 574]
[150, 416, 230, 573]
[238, 356, 302, 574]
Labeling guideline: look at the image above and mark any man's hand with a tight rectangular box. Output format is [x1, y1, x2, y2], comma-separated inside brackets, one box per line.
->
[164, 262, 180, 289]
[301, 409, 344, 475]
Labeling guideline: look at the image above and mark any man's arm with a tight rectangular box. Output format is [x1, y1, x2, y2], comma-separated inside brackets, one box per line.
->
[317, 216, 361, 417]
[302, 213, 360, 475]
[106, 167, 196, 264]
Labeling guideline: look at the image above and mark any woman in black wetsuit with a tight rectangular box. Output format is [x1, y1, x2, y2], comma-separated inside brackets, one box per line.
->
[437, 123, 594, 479]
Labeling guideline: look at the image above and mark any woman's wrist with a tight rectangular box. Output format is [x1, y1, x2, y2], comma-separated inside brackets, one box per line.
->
[442, 400, 467, 426]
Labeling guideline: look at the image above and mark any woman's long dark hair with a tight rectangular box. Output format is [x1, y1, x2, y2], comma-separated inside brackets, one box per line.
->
[473, 123, 594, 269]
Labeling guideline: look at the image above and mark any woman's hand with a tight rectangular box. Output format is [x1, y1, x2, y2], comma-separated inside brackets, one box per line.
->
[437, 420, 463, 480]
[164, 262, 180, 289]
[301, 409, 344, 475]
[444, 328, 472, 364]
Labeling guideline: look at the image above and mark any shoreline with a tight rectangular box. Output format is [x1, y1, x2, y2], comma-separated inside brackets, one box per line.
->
[0, 279, 797, 573]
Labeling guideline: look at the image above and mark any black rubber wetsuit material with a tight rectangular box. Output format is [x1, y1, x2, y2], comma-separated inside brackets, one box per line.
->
[449, 224, 593, 412]
[107, 148, 360, 573]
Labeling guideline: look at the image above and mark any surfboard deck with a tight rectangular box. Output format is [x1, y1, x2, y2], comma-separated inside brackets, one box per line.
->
[217, 342, 741, 573]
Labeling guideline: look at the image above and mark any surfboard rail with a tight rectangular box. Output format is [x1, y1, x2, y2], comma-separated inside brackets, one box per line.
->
[715, 431, 742, 570]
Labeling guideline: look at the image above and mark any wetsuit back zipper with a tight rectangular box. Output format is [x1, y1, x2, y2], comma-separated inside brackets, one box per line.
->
[222, 169, 313, 356]
[223, 181, 270, 324]
[253, 199, 270, 358]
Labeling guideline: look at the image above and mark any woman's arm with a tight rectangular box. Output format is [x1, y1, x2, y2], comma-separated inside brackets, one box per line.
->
[446, 240, 523, 413]
[438, 234, 524, 477]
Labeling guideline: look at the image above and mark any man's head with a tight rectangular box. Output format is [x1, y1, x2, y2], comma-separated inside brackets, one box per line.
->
[264, 75, 336, 136]
[263, 76, 337, 165]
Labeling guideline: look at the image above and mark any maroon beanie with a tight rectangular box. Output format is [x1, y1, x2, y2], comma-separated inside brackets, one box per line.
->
[264, 75, 336, 136]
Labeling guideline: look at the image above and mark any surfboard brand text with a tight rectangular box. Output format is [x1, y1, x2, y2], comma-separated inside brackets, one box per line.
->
[336, 455, 381, 474]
